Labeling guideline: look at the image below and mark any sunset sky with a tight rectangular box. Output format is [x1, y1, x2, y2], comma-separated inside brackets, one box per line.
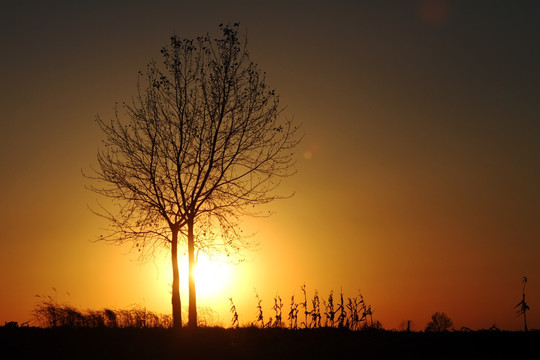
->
[1, 0, 539, 330]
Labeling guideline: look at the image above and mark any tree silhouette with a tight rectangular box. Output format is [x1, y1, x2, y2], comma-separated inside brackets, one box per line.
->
[514, 276, 529, 331]
[425, 312, 453, 332]
[86, 23, 300, 328]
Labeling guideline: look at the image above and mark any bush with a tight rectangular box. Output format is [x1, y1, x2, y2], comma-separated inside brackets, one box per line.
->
[425, 312, 453, 332]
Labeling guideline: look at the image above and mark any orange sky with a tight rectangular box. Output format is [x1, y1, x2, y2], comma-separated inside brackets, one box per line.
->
[1, 0, 539, 330]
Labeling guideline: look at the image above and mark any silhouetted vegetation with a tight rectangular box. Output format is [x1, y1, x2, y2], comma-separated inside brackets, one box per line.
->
[288, 295, 299, 329]
[514, 276, 530, 331]
[253, 290, 265, 328]
[30, 285, 380, 331]
[1, 286, 534, 359]
[227, 285, 380, 332]
[272, 295, 284, 328]
[33, 295, 172, 329]
[425, 312, 454, 332]
[1, 321, 29, 328]
[86, 23, 301, 329]
[229, 298, 239, 329]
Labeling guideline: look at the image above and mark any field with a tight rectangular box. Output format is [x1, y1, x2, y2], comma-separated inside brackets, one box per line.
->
[1, 326, 538, 359]
[5, 293, 536, 359]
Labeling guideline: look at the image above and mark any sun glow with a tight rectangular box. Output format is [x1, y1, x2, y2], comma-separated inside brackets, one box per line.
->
[193, 254, 233, 301]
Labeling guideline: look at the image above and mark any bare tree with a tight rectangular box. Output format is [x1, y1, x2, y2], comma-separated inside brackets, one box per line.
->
[425, 312, 453, 332]
[86, 24, 301, 328]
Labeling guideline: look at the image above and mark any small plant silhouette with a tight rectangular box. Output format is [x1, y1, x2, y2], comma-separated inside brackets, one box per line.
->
[272, 295, 284, 327]
[336, 289, 347, 328]
[229, 298, 239, 328]
[300, 284, 310, 328]
[253, 290, 264, 328]
[514, 276, 530, 331]
[288, 295, 299, 329]
[323, 291, 336, 327]
[359, 294, 373, 327]
[399, 320, 414, 332]
[346, 297, 360, 330]
[310, 291, 321, 328]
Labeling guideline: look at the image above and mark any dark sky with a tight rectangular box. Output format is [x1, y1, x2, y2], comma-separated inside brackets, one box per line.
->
[1, 0, 539, 329]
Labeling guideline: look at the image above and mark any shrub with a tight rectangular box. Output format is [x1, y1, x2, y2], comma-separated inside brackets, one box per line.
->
[425, 312, 453, 332]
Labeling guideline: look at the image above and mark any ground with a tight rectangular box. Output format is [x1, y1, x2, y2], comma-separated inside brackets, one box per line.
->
[1, 327, 538, 359]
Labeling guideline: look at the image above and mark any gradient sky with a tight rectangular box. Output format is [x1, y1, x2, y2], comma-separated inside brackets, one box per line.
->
[1, 0, 539, 330]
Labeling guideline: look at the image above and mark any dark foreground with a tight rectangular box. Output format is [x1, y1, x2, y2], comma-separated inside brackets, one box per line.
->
[1, 327, 538, 359]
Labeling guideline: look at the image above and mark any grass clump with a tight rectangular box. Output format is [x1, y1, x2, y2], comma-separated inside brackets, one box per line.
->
[33, 295, 172, 329]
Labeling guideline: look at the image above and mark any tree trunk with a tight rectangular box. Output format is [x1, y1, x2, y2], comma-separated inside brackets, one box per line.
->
[187, 216, 197, 328]
[171, 229, 182, 328]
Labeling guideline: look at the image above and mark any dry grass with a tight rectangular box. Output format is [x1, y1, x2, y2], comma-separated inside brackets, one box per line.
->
[32, 295, 172, 329]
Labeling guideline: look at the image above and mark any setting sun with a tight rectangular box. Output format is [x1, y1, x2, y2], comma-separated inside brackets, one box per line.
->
[193, 255, 233, 300]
